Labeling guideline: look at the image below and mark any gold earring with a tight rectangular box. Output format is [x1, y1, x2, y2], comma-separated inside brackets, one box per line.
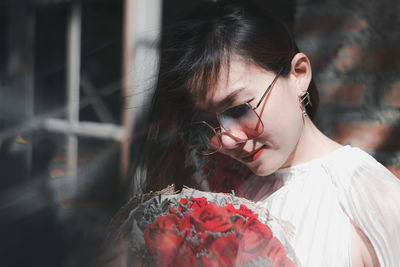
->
[300, 91, 312, 116]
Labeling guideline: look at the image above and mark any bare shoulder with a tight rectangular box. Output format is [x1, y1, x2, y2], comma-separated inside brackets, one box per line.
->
[349, 220, 380, 267]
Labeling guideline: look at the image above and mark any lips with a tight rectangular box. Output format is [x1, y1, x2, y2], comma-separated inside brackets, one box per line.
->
[240, 145, 266, 162]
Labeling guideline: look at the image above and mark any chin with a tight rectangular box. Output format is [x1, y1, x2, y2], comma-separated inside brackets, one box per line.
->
[248, 164, 275, 177]
[245, 152, 285, 176]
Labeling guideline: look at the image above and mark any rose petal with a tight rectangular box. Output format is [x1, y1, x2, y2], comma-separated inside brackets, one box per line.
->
[226, 203, 258, 220]
[190, 203, 234, 233]
[143, 214, 185, 266]
[188, 197, 208, 210]
[172, 242, 197, 266]
[204, 234, 239, 267]
[263, 237, 296, 267]
[236, 218, 273, 264]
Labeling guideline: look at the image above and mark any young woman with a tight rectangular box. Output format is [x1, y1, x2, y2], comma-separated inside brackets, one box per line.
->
[133, 0, 400, 266]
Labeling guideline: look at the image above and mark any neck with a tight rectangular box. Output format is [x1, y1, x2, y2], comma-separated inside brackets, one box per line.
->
[281, 116, 342, 168]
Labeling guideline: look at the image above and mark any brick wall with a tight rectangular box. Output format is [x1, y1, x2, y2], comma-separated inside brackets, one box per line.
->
[294, 0, 400, 178]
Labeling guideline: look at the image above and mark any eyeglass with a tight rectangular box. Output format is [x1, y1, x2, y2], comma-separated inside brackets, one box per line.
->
[179, 68, 283, 155]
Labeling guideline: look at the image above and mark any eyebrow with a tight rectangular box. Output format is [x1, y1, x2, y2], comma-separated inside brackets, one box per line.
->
[192, 87, 246, 122]
[215, 87, 245, 109]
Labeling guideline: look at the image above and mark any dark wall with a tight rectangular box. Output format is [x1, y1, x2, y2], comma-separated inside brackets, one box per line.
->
[294, 0, 400, 177]
[0, 1, 123, 267]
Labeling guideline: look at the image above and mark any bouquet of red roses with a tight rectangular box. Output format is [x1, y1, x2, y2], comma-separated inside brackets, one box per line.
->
[106, 187, 298, 267]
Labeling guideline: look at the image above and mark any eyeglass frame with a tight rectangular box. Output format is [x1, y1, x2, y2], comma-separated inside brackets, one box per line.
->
[182, 67, 284, 155]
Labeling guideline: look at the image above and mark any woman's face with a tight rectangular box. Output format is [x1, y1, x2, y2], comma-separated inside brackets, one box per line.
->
[197, 55, 310, 176]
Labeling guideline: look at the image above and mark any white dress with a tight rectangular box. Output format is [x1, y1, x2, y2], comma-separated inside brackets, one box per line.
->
[254, 145, 400, 267]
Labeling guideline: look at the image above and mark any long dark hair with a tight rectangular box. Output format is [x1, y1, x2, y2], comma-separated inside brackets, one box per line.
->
[133, 0, 319, 193]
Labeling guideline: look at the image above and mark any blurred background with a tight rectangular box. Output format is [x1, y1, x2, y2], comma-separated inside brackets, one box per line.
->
[1, 0, 399, 266]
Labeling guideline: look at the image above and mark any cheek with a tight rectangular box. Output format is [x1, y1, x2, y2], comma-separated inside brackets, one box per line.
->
[259, 89, 303, 152]
[249, 109, 303, 175]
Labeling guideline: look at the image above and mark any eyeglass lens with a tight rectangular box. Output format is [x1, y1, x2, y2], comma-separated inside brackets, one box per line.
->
[182, 104, 263, 154]
[218, 103, 263, 141]
[180, 122, 222, 155]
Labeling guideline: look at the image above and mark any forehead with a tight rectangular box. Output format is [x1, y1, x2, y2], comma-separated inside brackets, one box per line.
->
[203, 57, 268, 108]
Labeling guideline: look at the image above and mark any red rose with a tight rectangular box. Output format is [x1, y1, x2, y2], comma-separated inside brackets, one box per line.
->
[179, 215, 210, 254]
[199, 233, 239, 267]
[178, 198, 188, 213]
[180, 198, 188, 205]
[235, 217, 296, 266]
[172, 242, 197, 266]
[263, 237, 296, 267]
[238, 204, 258, 219]
[226, 203, 258, 220]
[187, 197, 208, 210]
[143, 198, 295, 267]
[236, 217, 273, 264]
[178, 197, 208, 213]
[190, 203, 234, 233]
[168, 205, 179, 215]
[231, 216, 246, 237]
[143, 214, 188, 266]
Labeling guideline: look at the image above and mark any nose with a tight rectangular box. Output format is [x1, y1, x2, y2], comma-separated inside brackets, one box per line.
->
[219, 128, 248, 149]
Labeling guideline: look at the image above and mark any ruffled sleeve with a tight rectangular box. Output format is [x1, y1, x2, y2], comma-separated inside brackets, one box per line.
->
[328, 147, 400, 266]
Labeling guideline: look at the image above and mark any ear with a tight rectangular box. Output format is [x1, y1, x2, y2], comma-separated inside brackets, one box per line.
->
[289, 53, 312, 97]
